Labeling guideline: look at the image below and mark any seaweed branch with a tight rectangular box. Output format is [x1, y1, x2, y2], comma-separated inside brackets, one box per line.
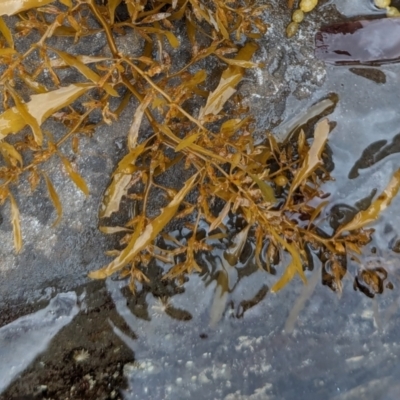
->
[0, 0, 398, 299]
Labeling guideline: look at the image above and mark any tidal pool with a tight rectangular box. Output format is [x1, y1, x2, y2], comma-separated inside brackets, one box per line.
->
[2, 2, 400, 400]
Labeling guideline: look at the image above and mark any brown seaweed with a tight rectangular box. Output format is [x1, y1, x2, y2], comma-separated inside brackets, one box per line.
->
[0, 0, 399, 302]
[349, 67, 386, 84]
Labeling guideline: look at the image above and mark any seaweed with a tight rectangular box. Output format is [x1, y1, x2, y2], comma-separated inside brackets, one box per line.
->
[0, 0, 398, 301]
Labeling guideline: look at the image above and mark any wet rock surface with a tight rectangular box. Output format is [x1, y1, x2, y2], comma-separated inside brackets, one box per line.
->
[2, 1, 400, 400]
[1, 282, 134, 400]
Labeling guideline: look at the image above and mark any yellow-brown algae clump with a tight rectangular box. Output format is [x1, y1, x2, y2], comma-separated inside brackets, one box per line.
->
[374, 0, 400, 16]
[274, 175, 289, 187]
[286, 0, 319, 37]
[387, 6, 400, 16]
[292, 9, 304, 23]
[300, 0, 318, 13]
[286, 21, 299, 38]
[375, 0, 391, 8]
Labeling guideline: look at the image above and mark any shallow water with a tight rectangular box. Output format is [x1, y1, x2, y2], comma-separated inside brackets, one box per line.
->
[3, 2, 400, 400]
[0, 292, 79, 393]
[330, 0, 380, 16]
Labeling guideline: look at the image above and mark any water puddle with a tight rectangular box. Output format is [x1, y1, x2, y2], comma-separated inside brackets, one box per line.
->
[0, 292, 79, 393]
[3, 3, 400, 400]
[330, 0, 382, 17]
